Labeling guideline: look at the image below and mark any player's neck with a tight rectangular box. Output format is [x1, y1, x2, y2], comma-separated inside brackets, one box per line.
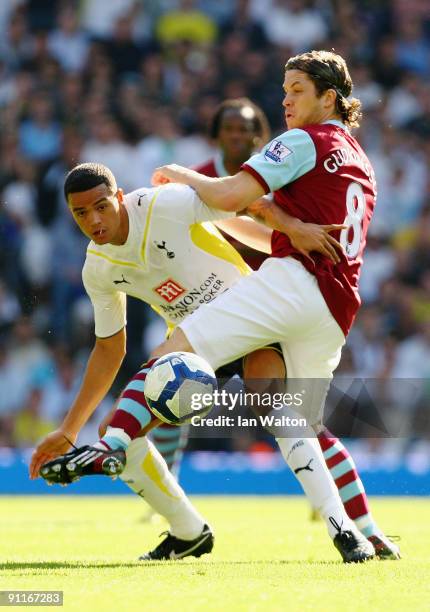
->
[110, 206, 130, 246]
[318, 110, 343, 125]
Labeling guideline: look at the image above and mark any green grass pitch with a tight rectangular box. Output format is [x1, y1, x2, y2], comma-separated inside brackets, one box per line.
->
[1, 496, 429, 611]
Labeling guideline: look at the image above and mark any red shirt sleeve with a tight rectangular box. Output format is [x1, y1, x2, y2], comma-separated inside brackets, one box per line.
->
[240, 163, 271, 194]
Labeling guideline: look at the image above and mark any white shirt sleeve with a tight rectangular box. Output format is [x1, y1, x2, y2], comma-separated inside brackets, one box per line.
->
[82, 261, 127, 338]
[154, 183, 235, 225]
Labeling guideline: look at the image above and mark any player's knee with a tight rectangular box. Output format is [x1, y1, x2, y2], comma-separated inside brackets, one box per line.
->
[312, 421, 324, 434]
[243, 349, 286, 419]
[244, 348, 286, 380]
[150, 328, 194, 359]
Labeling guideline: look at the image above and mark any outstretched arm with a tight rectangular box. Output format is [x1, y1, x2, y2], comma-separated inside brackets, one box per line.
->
[153, 165, 264, 212]
[215, 217, 273, 253]
[29, 329, 126, 479]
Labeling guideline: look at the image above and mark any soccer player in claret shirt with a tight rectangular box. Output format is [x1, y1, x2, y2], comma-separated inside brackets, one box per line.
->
[147, 50, 401, 562]
[157, 98, 397, 558]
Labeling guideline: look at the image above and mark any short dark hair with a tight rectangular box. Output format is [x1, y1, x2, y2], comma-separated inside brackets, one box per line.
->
[64, 163, 117, 201]
[210, 98, 271, 142]
[285, 50, 362, 128]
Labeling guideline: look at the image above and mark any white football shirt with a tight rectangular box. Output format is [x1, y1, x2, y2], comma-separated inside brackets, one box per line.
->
[82, 183, 249, 338]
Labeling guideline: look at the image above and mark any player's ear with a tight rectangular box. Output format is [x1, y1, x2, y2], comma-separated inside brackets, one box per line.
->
[116, 188, 124, 203]
[324, 89, 337, 110]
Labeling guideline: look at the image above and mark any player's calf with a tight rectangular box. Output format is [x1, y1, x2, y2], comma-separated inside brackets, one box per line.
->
[98, 359, 159, 452]
[317, 428, 401, 559]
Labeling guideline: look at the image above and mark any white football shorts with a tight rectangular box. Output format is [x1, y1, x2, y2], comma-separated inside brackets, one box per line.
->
[179, 256, 346, 425]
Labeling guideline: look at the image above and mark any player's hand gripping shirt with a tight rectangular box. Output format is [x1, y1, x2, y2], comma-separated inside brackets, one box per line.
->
[241, 121, 376, 336]
[82, 183, 248, 338]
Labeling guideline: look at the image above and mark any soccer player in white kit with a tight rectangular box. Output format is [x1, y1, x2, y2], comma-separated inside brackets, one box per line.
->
[30, 161, 346, 560]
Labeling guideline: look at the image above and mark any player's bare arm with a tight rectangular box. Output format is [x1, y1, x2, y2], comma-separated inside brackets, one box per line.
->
[29, 328, 126, 479]
[153, 168, 345, 263]
[216, 213, 345, 263]
[214, 217, 273, 253]
[245, 196, 346, 264]
[153, 165, 265, 212]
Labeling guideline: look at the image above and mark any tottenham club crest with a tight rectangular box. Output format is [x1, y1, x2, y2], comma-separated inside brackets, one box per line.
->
[264, 140, 292, 164]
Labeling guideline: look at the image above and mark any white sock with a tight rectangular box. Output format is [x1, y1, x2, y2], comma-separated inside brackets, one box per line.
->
[120, 437, 205, 540]
[274, 409, 356, 539]
[93, 441, 109, 450]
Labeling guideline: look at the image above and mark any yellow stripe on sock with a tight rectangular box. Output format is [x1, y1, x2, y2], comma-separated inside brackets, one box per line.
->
[142, 450, 180, 499]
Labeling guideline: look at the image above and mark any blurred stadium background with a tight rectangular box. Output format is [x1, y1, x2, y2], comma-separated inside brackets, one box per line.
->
[0, 0, 429, 495]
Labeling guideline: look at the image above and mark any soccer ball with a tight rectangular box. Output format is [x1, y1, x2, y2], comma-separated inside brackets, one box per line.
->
[144, 352, 217, 425]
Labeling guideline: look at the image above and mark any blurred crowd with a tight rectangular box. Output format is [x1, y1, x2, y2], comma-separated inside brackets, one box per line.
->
[0, 0, 429, 451]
